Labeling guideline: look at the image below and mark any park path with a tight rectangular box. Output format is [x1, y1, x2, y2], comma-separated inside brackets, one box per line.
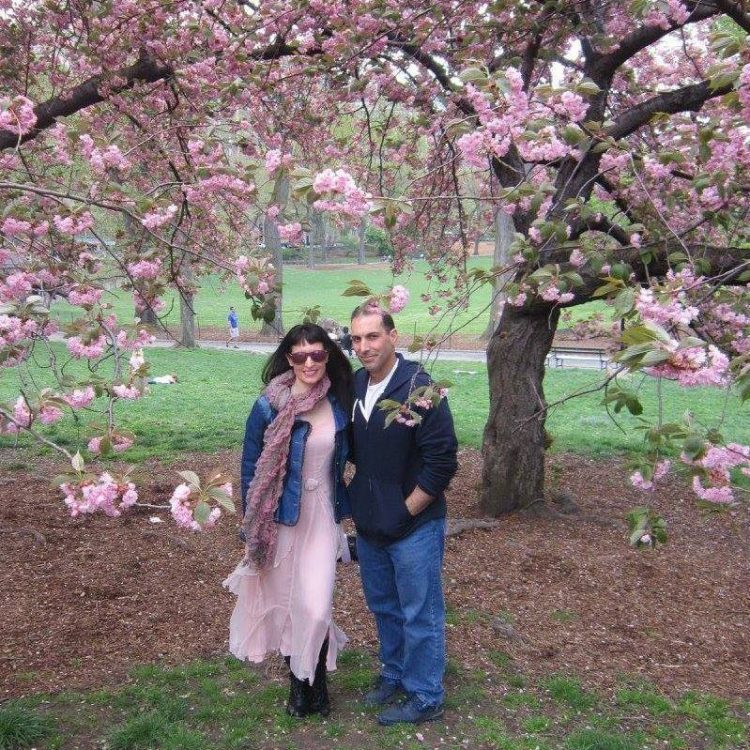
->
[149, 337, 611, 369]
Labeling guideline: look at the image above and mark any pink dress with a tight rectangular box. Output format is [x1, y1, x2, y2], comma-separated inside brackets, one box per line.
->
[223, 398, 348, 682]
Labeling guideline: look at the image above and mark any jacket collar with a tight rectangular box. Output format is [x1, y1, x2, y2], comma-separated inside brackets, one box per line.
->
[354, 353, 418, 399]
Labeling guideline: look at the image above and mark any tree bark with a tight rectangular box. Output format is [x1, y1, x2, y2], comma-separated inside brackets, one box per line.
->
[481, 208, 515, 340]
[357, 219, 367, 264]
[260, 174, 289, 337]
[309, 209, 324, 269]
[177, 253, 197, 348]
[480, 304, 560, 516]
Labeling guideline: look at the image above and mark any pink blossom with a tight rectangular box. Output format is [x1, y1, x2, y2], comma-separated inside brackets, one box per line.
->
[53, 213, 94, 236]
[88, 434, 134, 454]
[0, 95, 37, 135]
[569, 248, 585, 267]
[68, 286, 103, 307]
[507, 292, 527, 307]
[541, 285, 575, 304]
[38, 405, 63, 425]
[691, 476, 734, 504]
[1, 217, 33, 236]
[278, 222, 303, 242]
[61, 473, 138, 518]
[0, 272, 34, 302]
[112, 384, 142, 400]
[169, 483, 221, 531]
[127, 258, 162, 280]
[629, 471, 653, 491]
[140, 205, 178, 230]
[67, 335, 107, 359]
[388, 285, 410, 313]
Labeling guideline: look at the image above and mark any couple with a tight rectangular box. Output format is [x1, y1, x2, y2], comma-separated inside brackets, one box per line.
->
[224, 302, 458, 726]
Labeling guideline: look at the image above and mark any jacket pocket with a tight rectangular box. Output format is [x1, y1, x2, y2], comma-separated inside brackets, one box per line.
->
[369, 478, 413, 540]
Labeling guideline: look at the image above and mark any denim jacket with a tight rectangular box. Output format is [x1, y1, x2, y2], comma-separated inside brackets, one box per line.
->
[241, 392, 351, 525]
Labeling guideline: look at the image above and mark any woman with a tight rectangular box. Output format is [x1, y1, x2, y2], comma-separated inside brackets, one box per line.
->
[224, 323, 353, 718]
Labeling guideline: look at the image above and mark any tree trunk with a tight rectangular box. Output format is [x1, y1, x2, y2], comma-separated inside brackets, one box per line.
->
[260, 175, 289, 336]
[178, 253, 197, 348]
[481, 209, 515, 340]
[357, 219, 366, 264]
[261, 213, 284, 337]
[480, 304, 559, 515]
[309, 209, 324, 269]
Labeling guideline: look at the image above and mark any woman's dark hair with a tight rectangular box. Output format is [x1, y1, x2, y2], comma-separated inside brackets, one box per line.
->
[262, 323, 353, 413]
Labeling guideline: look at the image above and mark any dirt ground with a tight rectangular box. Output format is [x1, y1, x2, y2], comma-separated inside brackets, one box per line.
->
[1, 448, 748, 702]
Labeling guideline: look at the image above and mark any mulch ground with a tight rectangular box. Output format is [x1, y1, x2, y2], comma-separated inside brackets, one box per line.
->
[1, 448, 748, 702]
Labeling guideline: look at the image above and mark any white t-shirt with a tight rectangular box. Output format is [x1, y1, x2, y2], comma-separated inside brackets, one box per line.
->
[356, 359, 399, 422]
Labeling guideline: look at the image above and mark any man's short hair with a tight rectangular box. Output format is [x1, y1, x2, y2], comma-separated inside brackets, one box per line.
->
[351, 301, 395, 332]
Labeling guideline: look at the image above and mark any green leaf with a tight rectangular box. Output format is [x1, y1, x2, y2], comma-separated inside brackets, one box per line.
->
[682, 434, 705, 460]
[459, 67, 488, 84]
[342, 280, 372, 297]
[71, 451, 85, 472]
[193, 500, 211, 525]
[207, 487, 236, 513]
[177, 470, 201, 488]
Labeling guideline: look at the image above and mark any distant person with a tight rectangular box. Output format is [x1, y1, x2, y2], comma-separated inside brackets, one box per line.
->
[339, 326, 353, 357]
[226, 306, 240, 348]
[224, 324, 354, 719]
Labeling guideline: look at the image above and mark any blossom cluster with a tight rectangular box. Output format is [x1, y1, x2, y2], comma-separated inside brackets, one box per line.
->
[264, 149, 293, 175]
[312, 169, 372, 220]
[629, 459, 671, 491]
[388, 285, 410, 313]
[61, 473, 138, 518]
[0, 95, 37, 136]
[169, 483, 225, 531]
[234, 255, 275, 298]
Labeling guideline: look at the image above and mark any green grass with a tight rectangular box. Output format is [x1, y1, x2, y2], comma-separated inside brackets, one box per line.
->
[2, 344, 749, 464]
[50, 260, 610, 337]
[0, 702, 53, 750]
[7, 658, 748, 750]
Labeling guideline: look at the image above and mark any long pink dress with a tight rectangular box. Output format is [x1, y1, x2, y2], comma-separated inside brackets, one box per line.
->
[223, 398, 348, 683]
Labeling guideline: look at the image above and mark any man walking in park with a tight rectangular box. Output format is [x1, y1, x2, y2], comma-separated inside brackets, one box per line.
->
[226, 306, 240, 348]
[348, 302, 458, 726]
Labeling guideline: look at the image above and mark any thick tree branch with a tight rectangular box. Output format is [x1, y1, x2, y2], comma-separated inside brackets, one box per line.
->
[606, 79, 732, 142]
[0, 52, 173, 151]
[569, 213, 631, 245]
[588, 4, 719, 81]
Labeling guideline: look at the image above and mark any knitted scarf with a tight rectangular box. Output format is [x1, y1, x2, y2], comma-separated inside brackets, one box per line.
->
[242, 369, 331, 569]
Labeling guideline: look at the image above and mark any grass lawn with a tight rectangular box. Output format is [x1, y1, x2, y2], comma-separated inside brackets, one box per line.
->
[50, 259, 611, 337]
[1, 346, 748, 463]
[2, 652, 746, 750]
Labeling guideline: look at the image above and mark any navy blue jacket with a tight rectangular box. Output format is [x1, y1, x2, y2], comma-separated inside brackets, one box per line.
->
[241, 392, 351, 525]
[349, 355, 458, 545]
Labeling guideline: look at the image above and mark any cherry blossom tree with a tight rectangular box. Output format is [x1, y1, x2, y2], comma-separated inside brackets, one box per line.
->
[3, 0, 750, 531]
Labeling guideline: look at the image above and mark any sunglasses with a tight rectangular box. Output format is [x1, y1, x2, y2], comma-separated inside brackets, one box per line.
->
[287, 349, 329, 365]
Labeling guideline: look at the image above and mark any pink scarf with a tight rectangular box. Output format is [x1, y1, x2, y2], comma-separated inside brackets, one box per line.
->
[242, 369, 331, 569]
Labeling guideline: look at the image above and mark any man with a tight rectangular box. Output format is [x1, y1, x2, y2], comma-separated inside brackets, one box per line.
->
[338, 325, 353, 357]
[348, 303, 458, 726]
[226, 306, 239, 348]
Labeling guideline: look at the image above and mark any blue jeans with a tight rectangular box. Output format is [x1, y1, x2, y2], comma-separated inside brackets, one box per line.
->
[356, 518, 446, 707]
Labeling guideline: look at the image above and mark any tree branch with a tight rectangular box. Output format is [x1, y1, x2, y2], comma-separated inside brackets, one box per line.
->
[0, 52, 173, 151]
[606, 79, 732, 142]
[588, 4, 719, 82]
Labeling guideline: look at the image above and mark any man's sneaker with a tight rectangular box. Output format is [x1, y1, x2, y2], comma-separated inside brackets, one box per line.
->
[377, 695, 444, 726]
[362, 677, 401, 707]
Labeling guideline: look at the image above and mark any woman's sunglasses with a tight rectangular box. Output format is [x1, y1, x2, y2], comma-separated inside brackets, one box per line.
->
[287, 350, 329, 365]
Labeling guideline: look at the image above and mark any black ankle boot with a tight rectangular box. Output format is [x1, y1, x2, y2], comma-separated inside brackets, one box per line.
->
[284, 656, 312, 718]
[308, 638, 330, 716]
